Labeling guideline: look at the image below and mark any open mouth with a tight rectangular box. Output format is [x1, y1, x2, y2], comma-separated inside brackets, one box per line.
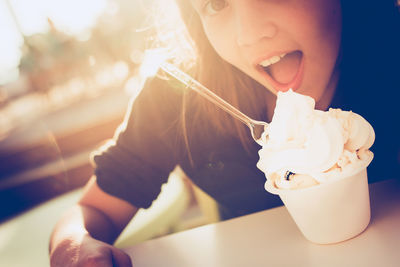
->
[257, 50, 304, 91]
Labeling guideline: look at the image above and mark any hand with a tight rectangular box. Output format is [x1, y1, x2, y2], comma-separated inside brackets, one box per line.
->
[50, 234, 132, 267]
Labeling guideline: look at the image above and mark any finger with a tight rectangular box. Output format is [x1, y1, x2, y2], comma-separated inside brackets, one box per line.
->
[79, 254, 113, 267]
[80, 246, 114, 267]
[111, 248, 133, 267]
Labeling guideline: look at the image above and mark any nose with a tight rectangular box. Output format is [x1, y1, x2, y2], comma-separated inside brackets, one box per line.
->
[234, 2, 278, 47]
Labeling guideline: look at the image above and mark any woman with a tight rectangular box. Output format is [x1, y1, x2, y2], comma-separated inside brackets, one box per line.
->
[49, 1, 400, 266]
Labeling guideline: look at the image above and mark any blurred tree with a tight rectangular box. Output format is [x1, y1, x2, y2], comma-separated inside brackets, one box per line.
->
[19, 18, 92, 94]
[17, 0, 155, 96]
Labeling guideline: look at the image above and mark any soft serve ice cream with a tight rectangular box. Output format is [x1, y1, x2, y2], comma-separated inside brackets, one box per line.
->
[257, 89, 375, 190]
[256, 89, 375, 244]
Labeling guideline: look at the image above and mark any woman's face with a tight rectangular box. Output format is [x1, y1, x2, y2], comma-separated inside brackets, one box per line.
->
[190, 0, 342, 103]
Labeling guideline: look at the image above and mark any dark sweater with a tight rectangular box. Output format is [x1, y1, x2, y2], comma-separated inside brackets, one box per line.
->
[92, 67, 399, 221]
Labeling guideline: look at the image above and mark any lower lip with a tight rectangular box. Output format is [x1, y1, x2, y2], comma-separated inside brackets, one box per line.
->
[257, 54, 304, 93]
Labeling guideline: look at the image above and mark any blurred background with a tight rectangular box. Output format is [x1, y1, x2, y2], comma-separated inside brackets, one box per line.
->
[0, 0, 161, 221]
[0, 1, 220, 265]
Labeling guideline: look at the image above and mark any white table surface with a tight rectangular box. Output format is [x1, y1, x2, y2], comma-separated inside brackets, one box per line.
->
[124, 178, 400, 267]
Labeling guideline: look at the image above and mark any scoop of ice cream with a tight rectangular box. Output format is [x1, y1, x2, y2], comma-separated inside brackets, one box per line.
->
[257, 90, 375, 190]
[257, 91, 345, 176]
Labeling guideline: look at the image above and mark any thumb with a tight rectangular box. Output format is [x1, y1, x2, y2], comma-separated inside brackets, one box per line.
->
[111, 247, 133, 267]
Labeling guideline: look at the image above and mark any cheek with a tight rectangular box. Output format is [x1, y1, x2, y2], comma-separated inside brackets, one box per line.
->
[292, 4, 341, 66]
[202, 22, 238, 64]
[310, 2, 342, 50]
[290, 0, 340, 44]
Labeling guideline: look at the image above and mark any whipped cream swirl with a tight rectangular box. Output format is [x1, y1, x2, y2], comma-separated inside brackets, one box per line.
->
[257, 90, 375, 189]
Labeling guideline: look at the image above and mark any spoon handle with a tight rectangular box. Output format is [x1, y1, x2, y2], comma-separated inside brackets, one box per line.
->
[161, 63, 253, 126]
[160, 63, 268, 145]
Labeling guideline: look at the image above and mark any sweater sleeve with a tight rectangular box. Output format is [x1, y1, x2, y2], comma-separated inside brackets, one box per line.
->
[91, 76, 185, 208]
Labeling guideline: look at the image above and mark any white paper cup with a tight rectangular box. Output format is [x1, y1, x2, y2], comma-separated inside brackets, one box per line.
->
[265, 156, 373, 244]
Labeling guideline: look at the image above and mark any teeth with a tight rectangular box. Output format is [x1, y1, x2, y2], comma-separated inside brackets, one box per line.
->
[259, 53, 287, 68]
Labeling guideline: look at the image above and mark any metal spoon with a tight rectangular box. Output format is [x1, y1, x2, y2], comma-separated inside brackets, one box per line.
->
[160, 62, 269, 145]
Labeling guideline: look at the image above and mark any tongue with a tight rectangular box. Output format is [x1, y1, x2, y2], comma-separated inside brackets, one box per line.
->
[267, 51, 302, 84]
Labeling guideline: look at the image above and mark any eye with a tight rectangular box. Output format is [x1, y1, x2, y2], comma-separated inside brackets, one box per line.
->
[204, 0, 228, 16]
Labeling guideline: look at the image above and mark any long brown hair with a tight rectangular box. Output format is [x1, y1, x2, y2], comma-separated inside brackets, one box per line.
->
[172, 1, 270, 155]
[144, 0, 272, 164]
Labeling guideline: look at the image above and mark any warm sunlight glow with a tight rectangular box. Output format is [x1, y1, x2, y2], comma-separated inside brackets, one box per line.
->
[0, 0, 108, 85]
[0, 0, 22, 84]
[113, 61, 129, 81]
[139, 49, 167, 78]
[8, 0, 107, 36]
[124, 75, 144, 98]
